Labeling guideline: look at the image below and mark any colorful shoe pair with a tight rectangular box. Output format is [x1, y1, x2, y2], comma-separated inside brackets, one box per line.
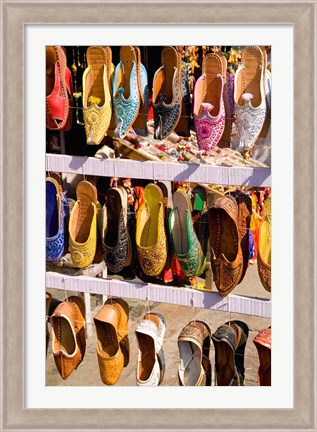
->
[68, 180, 102, 268]
[234, 46, 269, 149]
[112, 46, 148, 138]
[193, 53, 226, 152]
[152, 46, 191, 140]
[46, 46, 73, 131]
[46, 175, 69, 262]
[82, 46, 113, 145]
[168, 189, 203, 279]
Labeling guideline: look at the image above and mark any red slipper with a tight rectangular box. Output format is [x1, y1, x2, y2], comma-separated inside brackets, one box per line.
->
[46, 46, 72, 131]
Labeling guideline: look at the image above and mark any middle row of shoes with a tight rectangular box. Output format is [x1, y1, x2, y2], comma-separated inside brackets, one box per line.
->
[46, 174, 271, 296]
[46, 292, 271, 386]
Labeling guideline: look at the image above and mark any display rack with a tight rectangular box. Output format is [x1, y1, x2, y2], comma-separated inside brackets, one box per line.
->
[46, 152, 272, 320]
[46, 153, 271, 187]
[47, 271, 271, 318]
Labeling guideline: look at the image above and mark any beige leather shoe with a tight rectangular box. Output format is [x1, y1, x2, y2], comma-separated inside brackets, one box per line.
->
[135, 312, 166, 386]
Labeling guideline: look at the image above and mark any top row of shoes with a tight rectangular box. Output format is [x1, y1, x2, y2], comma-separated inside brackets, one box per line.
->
[46, 45, 271, 153]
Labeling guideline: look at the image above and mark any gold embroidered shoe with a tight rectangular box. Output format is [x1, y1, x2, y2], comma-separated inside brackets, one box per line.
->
[83, 46, 112, 144]
[69, 181, 102, 268]
[208, 195, 243, 296]
[136, 183, 167, 277]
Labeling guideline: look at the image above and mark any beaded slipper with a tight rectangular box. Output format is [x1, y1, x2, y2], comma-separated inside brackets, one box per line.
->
[259, 46, 271, 138]
[208, 195, 243, 296]
[69, 180, 102, 268]
[46, 46, 73, 131]
[113, 46, 140, 138]
[178, 320, 211, 386]
[82, 46, 112, 144]
[234, 46, 266, 149]
[193, 53, 225, 152]
[50, 296, 86, 380]
[152, 46, 190, 140]
[135, 312, 166, 386]
[46, 176, 69, 262]
[217, 52, 234, 147]
[132, 46, 149, 137]
[136, 183, 167, 277]
[102, 186, 131, 273]
[168, 189, 203, 279]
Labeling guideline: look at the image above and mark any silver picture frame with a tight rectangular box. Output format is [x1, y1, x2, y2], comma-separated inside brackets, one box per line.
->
[1, 1, 316, 431]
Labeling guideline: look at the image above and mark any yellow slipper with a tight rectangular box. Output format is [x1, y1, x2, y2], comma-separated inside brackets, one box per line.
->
[257, 196, 271, 292]
[83, 46, 112, 144]
[136, 183, 167, 277]
[69, 180, 101, 268]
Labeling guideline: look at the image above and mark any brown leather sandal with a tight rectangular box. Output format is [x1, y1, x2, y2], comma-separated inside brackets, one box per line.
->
[253, 327, 271, 385]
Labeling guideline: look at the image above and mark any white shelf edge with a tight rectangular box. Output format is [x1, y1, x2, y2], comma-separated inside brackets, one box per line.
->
[46, 271, 271, 318]
[46, 154, 271, 187]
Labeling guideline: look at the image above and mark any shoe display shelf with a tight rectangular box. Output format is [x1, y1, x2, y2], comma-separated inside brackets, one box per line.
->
[46, 152, 272, 335]
[46, 153, 271, 187]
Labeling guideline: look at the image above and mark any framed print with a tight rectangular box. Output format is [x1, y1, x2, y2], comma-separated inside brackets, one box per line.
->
[1, 1, 316, 431]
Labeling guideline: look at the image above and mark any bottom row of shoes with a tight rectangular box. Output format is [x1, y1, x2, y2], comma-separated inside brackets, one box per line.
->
[46, 293, 271, 386]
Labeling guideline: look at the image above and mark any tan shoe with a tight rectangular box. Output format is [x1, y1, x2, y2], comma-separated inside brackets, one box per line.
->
[46, 292, 52, 357]
[94, 298, 129, 385]
[253, 327, 271, 385]
[208, 195, 243, 296]
[50, 296, 86, 380]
